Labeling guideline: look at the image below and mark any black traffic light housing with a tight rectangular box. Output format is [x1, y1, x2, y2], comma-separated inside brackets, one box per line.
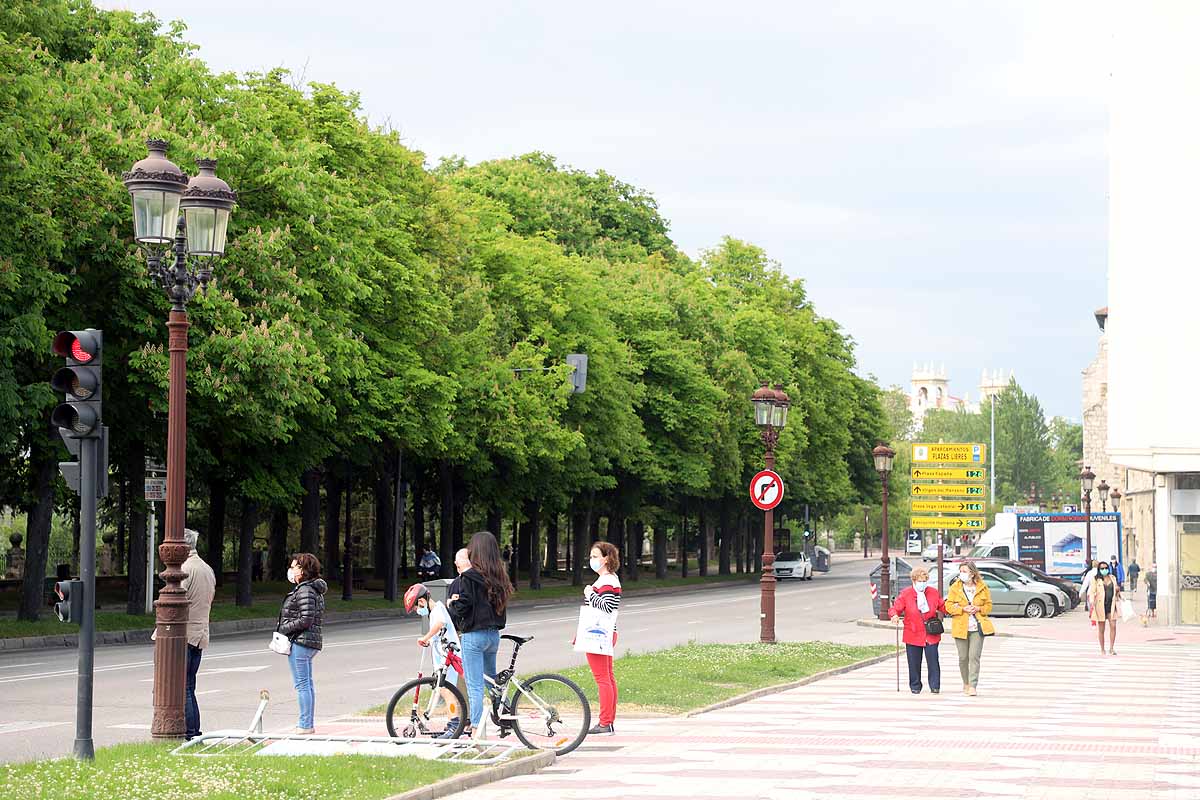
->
[54, 579, 84, 623]
[51, 330, 102, 439]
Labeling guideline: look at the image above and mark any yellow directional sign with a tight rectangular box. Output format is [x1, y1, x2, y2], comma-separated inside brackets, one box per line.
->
[911, 500, 986, 513]
[911, 467, 987, 481]
[911, 484, 986, 497]
[910, 516, 986, 530]
[911, 443, 986, 464]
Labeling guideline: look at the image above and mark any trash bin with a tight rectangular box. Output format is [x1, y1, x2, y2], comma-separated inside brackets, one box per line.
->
[813, 546, 831, 573]
[421, 578, 454, 635]
[869, 557, 913, 618]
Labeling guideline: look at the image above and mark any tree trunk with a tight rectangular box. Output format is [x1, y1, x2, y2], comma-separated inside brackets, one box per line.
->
[206, 476, 227, 585]
[518, 502, 533, 572]
[752, 509, 762, 573]
[609, 514, 625, 576]
[300, 468, 320, 554]
[452, 472, 466, 556]
[679, 511, 689, 578]
[525, 498, 541, 590]
[126, 439, 148, 615]
[342, 471, 354, 601]
[508, 518, 519, 584]
[438, 460, 453, 579]
[71, 509, 81, 575]
[324, 466, 341, 580]
[486, 507, 502, 538]
[700, 505, 713, 577]
[18, 429, 57, 621]
[413, 480, 426, 554]
[390, 449, 404, 595]
[544, 512, 558, 575]
[237, 498, 258, 607]
[654, 520, 668, 580]
[116, 475, 127, 575]
[570, 501, 585, 587]
[718, 499, 732, 575]
[630, 520, 643, 581]
[374, 460, 395, 587]
[565, 510, 573, 575]
[268, 506, 289, 581]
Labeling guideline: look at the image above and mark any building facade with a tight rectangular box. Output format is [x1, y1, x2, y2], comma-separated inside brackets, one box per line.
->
[909, 363, 1011, 432]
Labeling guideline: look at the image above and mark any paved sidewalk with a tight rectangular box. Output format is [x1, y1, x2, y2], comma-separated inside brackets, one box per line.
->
[449, 636, 1200, 800]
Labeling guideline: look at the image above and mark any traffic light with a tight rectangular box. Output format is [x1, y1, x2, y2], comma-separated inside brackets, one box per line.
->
[54, 579, 84, 623]
[50, 330, 102, 438]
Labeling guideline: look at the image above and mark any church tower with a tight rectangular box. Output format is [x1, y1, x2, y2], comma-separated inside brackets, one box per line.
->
[910, 362, 949, 430]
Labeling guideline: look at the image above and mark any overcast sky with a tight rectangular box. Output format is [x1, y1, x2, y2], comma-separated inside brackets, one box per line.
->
[107, 1, 1108, 420]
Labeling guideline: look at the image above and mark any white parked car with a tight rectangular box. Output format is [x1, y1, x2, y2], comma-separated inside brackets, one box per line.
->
[774, 551, 813, 580]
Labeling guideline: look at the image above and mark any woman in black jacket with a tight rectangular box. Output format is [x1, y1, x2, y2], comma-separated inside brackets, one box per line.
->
[279, 553, 327, 734]
[449, 531, 513, 734]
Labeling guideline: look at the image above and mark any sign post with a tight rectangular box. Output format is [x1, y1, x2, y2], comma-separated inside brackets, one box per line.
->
[908, 443, 988, 546]
[144, 464, 166, 616]
[749, 468, 784, 643]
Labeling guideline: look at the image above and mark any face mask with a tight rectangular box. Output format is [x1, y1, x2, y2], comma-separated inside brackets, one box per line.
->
[287, 567, 299, 584]
[913, 581, 928, 592]
[416, 605, 430, 617]
[1099, 568, 1110, 576]
[589, 557, 603, 573]
[959, 573, 971, 583]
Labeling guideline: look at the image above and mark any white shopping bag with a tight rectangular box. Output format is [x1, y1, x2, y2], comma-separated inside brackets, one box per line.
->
[572, 605, 616, 656]
[1119, 598, 1135, 622]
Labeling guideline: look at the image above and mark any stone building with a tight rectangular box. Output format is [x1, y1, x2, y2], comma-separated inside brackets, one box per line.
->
[909, 363, 1011, 432]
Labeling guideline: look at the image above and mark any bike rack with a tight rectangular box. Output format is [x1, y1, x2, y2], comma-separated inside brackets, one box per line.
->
[171, 689, 524, 765]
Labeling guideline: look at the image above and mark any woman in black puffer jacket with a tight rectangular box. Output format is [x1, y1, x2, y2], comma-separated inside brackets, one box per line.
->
[278, 553, 327, 734]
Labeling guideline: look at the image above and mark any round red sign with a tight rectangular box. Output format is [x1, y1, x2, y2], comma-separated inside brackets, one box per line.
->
[749, 469, 784, 511]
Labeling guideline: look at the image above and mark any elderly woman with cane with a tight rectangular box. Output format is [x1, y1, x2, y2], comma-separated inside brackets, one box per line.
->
[888, 566, 944, 694]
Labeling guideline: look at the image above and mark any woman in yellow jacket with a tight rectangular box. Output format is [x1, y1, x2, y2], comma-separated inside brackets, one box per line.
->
[944, 560, 995, 696]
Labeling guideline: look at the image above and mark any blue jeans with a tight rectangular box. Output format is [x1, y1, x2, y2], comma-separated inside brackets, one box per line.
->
[460, 629, 500, 727]
[185, 644, 203, 738]
[288, 642, 317, 729]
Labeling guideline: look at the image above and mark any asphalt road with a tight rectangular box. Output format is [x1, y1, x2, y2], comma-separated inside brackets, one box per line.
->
[0, 556, 886, 764]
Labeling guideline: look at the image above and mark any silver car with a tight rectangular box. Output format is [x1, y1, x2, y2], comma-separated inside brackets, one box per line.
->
[944, 572, 1060, 619]
[773, 551, 813, 580]
[934, 560, 1068, 616]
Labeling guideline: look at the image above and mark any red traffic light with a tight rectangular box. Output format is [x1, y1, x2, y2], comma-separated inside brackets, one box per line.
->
[52, 330, 100, 365]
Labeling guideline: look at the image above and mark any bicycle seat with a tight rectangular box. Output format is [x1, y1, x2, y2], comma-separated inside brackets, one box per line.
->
[501, 634, 534, 645]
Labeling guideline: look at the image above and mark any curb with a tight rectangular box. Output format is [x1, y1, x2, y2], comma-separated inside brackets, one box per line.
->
[0, 576, 769, 653]
[683, 652, 894, 717]
[381, 749, 555, 800]
[854, 619, 1015, 638]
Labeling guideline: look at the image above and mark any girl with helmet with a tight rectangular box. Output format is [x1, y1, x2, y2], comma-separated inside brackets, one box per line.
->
[405, 582, 464, 737]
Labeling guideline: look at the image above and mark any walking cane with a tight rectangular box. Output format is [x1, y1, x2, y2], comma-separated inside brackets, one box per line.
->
[895, 620, 901, 692]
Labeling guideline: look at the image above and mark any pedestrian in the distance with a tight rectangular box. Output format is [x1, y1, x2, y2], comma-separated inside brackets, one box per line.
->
[449, 547, 471, 597]
[1110, 554, 1126, 590]
[585, 541, 622, 734]
[888, 566, 943, 695]
[944, 560, 994, 697]
[1079, 560, 1098, 614]
[1127, 558, 1140, 592]
[181, 527, 216, 740]
[418, 543, 441, 581]
[449, 531, 513, 736]
[1146, 563, 1158, 618]
[1089, 559, 1122, 656]
[278, 553, 326, 734]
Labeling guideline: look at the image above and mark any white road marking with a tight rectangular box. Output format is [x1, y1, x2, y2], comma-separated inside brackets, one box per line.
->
[687, 621, 702, 625]
[0, 721, 70, 735]
[195, 689, 223, 696]
[199, 666, 270, 676]
[0, 662, 45, 670]
[368, 685, 398, 692]
[108, 723, 153, 730]
[349, 667, 388, 674]
[627, 628, 651, 633]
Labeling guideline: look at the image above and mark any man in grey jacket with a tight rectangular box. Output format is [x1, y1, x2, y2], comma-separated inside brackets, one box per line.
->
[182, 528, 216, 740]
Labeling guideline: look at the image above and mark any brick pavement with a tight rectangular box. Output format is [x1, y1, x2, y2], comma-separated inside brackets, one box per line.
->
[446, 635, 1200, 800]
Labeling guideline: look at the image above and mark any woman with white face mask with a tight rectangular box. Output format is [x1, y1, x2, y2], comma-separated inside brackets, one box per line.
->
[277, 553, 327, 733]
[944, 560, 994, 696]
[888, 566, 944, 694]
[584, 541, 621, 735]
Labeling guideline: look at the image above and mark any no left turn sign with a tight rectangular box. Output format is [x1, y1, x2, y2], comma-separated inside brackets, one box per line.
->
[750, 469, 784, 511]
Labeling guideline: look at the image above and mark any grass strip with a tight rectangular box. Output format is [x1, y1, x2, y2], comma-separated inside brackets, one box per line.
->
[0, 741, 468, 800]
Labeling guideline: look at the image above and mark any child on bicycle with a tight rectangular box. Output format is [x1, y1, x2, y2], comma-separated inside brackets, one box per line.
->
[405, 583, 464, 737]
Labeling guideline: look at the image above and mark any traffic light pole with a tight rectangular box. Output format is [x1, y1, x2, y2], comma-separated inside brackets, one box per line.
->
[74, 435, 97, 760]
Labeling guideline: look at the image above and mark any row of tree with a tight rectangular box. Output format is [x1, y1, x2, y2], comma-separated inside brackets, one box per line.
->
[0, 2, 887, 619]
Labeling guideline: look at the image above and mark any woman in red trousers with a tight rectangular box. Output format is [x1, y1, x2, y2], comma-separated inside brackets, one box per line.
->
[888, 566, 944, 694]
[584, 541, 621, 735]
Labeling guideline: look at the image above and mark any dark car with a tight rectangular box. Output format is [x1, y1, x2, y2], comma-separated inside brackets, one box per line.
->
[1001, 561, 1081, 608]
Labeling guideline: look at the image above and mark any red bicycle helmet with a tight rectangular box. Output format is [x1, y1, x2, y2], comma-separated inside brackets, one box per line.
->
[404, 583, 431, 613]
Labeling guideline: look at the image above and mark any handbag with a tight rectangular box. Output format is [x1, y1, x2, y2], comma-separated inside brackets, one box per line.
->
[572, 604, 616, 656]
[269, 606, 292, 655]
[924, 616, 945, 635]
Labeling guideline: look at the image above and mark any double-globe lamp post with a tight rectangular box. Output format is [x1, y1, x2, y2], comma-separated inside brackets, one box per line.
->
[751, 383, 789, 644]
[1079, 465, 1096, 569]
[123, 140, 236, 738]
[873, 443, 895, 621]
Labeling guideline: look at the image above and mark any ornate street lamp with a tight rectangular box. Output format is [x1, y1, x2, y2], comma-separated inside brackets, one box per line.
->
[123, 140, 236, 739]
[1096, 478, 1110, 512]
[1079, 465, 1096, 568]
[751, 382, 789, 643]
[1110, 488, 1122, 514]
[872, 442, 896, 621]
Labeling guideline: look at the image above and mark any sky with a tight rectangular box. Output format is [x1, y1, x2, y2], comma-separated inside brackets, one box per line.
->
[105, 1, 1109, 420]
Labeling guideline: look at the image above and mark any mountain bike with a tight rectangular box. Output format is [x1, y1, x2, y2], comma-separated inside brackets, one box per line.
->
[478, 633, 591, 756]
[385, 633, 468, 740]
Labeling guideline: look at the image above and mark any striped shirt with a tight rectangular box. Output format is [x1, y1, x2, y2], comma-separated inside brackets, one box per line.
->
[588, 574, 622, 621]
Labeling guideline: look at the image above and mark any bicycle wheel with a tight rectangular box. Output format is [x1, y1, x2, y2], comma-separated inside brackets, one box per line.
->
[385, 677, 468, 740]
[511, 673, 591, 755]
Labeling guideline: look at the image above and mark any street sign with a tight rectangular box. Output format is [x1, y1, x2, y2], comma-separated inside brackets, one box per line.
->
[911, 484, 985, 497]
[911, 443, 986, 464]
[911, 467, 986, 481]
[144, 477, 166, 502]
[1003, 504, 1040, 514]
[1062, 504, 1079, 513]
[905, 530, 922, 555]
[910, 516, 986, 530]
[749, 470, 784, 511]
[911, 500, 986, 513]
